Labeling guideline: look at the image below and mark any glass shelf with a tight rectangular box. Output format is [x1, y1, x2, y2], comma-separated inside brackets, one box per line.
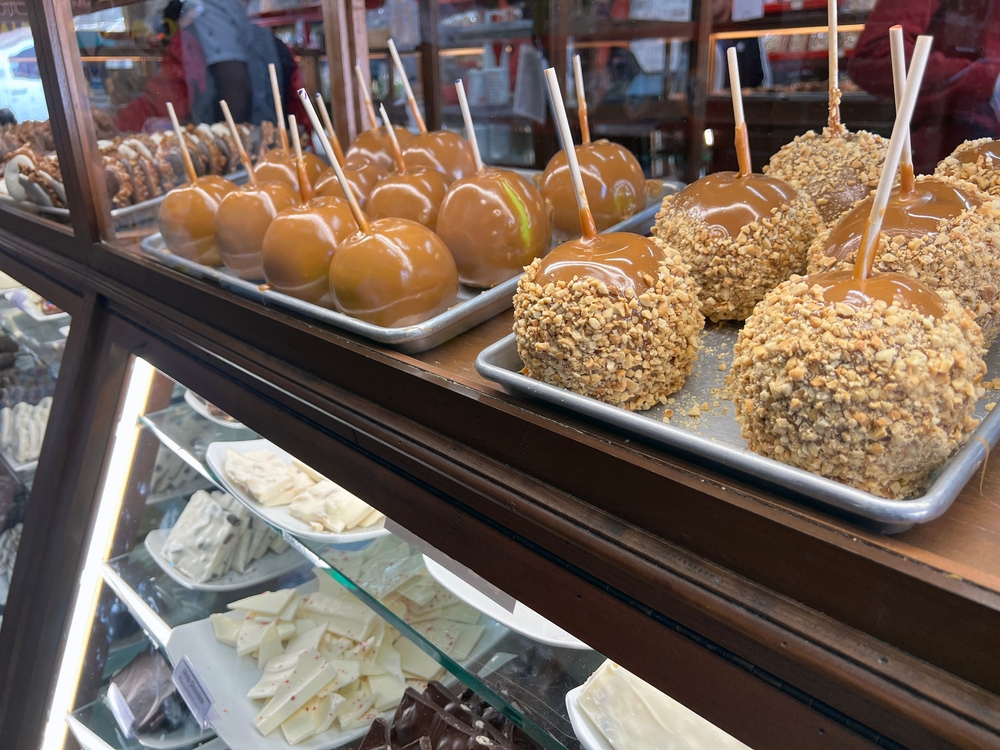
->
[0, 304, 68, 379]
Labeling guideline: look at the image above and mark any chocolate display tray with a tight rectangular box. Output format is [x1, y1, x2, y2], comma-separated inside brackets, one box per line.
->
[475, 330, 1000, 533]
[139, 180, 683, 354]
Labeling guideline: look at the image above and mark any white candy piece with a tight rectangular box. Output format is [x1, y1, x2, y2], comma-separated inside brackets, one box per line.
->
[228, 588, 297, 616]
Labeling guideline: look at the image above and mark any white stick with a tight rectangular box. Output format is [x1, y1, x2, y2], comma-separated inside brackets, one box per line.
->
[544, 67, 593, 236]
[454, 79, 484, 173]
[315, 92, 346, 166]
[268, 63, 289, 154]
[378, 103, 407, 172]
[355, 64, 379, 131]
[297, 88, 370, 232]
[387, 38, 427, 134]
[727, 47, 744, 128]
[889, 25, 913, 173]
[573, 54, 590, 144]
[165, 102, 198, 183]
[220, 100, 256, 185]
[855, 35, 933, 275]
[828, 0, 840, 128]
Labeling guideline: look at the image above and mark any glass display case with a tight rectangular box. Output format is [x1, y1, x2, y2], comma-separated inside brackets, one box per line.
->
[2, 0, 1000, 748]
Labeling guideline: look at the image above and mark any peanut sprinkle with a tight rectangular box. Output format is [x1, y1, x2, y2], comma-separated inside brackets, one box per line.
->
[935, 138, 1000, 198]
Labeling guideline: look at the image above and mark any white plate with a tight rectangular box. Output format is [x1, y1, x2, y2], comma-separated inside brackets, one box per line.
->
[145, 528, 307, 592]
[165, 579, 507, 750]
[205, 439, 390, 545]
[184, 390, 246, 429]
[3, 288, 70, 322]
[134, 710, 216, 750]
[565, 685, 614, 750]
[423, 556, 589, 649]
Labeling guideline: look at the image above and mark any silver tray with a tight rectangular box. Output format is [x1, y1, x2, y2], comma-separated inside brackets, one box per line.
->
[1, 170, 248, 233]
[139, 179, 683, 354]
[475, 329, 1000, 533]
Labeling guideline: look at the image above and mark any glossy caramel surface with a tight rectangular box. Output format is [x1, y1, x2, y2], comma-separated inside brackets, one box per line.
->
[535, 231, 664, 294]
[540, 140, 646, 234]
[347, 126, 414, 172]
[329, 218, 459, 327]
[157, 175, 234, 266]
[669, 171, 800, 239]
[807, 269, 946, 317]
[820, 179, 982, 262]
[366, 167, 450, 231]
[261, 196, 359, 307]
[255, 154, 299, 190]
[955, 139, 1000, 165]
[216, 181, 301, 279]
[438, 168, 553, 288]
[315, 155, 386, 206]
[401, 131, 477, 184]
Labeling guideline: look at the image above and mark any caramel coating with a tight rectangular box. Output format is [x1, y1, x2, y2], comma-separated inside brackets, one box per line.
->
[315, 155, 386, 206]
[514, 235, 704, 410]
[808, 176, 1000, 344]
[261, 196, 359, 307]
[254, 153, 298, 190]
[157, 175, 235, 266]
[329, 218, 459, 327]
[401, 130, 477, 184]
[935, 138, 1000, 198]
[216, 181, 301, 280]
[764, 127, 888, 224]
[540, 140, 646, 235]
[654, 172, 822, 321]
[730, 275, 985, 499]
[366, 166, 450, 231]
[347, 126, 414, 172]
[437, 168, 553, 288]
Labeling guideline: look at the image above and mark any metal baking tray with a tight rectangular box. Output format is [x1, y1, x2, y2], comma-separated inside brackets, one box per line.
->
[139, 179, 683, 354]
[0, 170, 248, 233]
[475, 328, 1000, 533]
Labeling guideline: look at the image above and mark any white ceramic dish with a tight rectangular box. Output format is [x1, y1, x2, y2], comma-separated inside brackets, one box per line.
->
[3, 288, 70, 322]
[423, 556, 589, 649]
[565, 685, 614, 750]
[165, 579, 506, 750]
[205, 439, 389, 545]
[145, 528, 306, 592]
[184, 390, 246, 429]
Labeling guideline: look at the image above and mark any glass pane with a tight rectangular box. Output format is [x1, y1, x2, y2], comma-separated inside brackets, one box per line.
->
[0, 273, 71, 640]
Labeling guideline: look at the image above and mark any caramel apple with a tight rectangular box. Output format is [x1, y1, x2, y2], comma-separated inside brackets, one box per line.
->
[935, 138, 1000, 198]
[654, 53, 821, 321]
[731, 34, 986, 499]
[312, 93, 387, 205]
[346, 63, 413, 172]
[436, 80, 553, 287]
[514, 68, 703, 411]
[764, 3, 887, 223]
[157, 103, 236, 265]
[213, 103, 301, 279]
[365, 104, 450, 231]
[297, 87, 459, 328]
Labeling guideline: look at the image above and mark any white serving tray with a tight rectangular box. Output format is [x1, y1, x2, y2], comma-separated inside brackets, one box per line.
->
[423, 556, 588, 650]
[565, 685, 613, 750]
[3, 288, 70, 322]
[184, 389, 246, 429]
[205, 439, 389, 545]
[145, 528, 306, 592]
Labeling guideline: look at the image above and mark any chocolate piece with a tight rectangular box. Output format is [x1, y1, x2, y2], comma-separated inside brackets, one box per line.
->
[400, 739, 433, 750]
[110, 648, 185, 732]
[357, 717, 392, 750]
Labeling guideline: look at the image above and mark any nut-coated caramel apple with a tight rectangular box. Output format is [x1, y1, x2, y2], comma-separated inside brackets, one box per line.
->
[400, 130, 476, 185]
[315, 155, 385, 206]
[158, 175, 234, 265]
[540, 140, 646, 235]
[329, 217, 459, 327]
[216, 181, 300, 279]
[261, 196, 359, 306]
[346, 126, 413, 173]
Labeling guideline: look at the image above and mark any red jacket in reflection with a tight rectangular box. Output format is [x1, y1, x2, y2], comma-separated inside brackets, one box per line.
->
[849, 0, 1000, 173]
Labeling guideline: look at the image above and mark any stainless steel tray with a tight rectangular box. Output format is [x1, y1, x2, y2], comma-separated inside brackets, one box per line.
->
[474, 329, 1000, 533]
[139, 179, 683, 354]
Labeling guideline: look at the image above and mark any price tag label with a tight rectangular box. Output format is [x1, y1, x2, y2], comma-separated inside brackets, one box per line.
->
[171, 656, 215, 729]
[106, 682, 136, 738]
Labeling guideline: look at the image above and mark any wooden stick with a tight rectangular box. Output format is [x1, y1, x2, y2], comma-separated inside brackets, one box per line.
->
[388, 39, 427, 134]
[355, 64, 379, 131]
[298, 87, 370, 232]
[854, 35, 933, 282]
[315, 92, 346, 167]
[455, 80, 484, 173]
[573, 55, 590, 144]
[890, 25, 915, 193]
[166, 102, 198, 184]
[828, 0, 842, 130]
[289, 115, 313, 202]
[727, 47, 752, 179]
[544, 67, 597, 241]
[379, 104, 407, 173]
[220, 100, 257, 187]
[268, 63, 290, 156]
